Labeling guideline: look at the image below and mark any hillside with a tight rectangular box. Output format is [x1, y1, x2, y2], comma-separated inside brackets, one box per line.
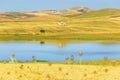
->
[0, 8, 120, 22]
[0, 6, 92, 21]
[40, 6, 92, 15]
[0, 7, 120, 41]
[66, 8, 120, 18]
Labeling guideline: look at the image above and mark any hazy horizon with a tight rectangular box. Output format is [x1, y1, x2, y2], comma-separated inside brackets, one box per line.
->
[0, 0, 120, 12]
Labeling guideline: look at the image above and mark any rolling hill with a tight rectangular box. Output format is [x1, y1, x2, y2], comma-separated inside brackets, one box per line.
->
[0, 6, 120, 41]
[39, 6, 92, 15]
[67, 8, 120, 18]
[0, 6, 92, 21]
[0, 7, 120, 22]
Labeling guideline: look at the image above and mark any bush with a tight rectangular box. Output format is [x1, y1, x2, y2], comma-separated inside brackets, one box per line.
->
[40, 29, 45, 33]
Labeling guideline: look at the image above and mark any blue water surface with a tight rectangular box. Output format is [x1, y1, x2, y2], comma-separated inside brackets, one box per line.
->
[0, 42, 120, 62]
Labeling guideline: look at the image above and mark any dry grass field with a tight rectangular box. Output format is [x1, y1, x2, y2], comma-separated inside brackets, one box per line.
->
[0, 8, 120, 41]
[0, 61, 120, 80]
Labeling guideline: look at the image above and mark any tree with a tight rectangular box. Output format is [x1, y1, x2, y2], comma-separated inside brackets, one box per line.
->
[40, 29, 45, 33]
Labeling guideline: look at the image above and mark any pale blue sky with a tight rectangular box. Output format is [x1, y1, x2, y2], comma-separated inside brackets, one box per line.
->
[0, 0, 120, 12]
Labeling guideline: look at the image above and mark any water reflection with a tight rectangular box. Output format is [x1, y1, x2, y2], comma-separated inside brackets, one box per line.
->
[0, 41, 119, 62]
[40, 41, 45, 44]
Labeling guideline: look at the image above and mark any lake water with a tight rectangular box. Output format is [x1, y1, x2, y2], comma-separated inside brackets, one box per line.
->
[0, 42, 120, 62]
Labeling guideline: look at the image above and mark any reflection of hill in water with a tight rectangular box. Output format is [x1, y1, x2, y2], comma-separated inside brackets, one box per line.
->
[37, 40, 119, 48]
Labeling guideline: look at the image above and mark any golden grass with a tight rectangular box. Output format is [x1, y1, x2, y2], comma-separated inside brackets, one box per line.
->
[0, 62, 120, 80]
[0, 10, 120, 41]
[0, 15, 120, 35]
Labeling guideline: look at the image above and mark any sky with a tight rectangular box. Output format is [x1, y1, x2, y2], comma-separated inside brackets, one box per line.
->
[0, 0, 120, 12]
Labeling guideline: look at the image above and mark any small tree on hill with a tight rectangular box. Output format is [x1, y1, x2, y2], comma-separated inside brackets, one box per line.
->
[40, 29, 45, 33]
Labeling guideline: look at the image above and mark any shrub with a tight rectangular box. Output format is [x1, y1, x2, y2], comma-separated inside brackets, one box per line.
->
[40, 29, 45, 33]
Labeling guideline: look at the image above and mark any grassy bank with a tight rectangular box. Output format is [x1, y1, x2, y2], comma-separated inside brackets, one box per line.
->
[0, 33, 119, 41]
[2, 59, 120, 66]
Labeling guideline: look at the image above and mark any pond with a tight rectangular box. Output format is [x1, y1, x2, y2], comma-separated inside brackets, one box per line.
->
[0, 41, 120, 62]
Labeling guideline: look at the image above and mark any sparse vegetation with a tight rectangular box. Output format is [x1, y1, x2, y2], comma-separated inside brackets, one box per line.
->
[0, 60, 119, 80]
[0, 53, 119, 80]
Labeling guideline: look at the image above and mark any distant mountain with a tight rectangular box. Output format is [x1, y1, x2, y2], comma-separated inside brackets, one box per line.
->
[0, 12, 36, 21]
[0, 6, 92, 21]
[0, 12, 35, 18]
[0, 6, 120, 22]
[67, 8, 120, 18]
[40, 6, 92, 15]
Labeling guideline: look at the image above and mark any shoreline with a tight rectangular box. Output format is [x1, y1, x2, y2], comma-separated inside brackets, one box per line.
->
[0, 33, 119, 42]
